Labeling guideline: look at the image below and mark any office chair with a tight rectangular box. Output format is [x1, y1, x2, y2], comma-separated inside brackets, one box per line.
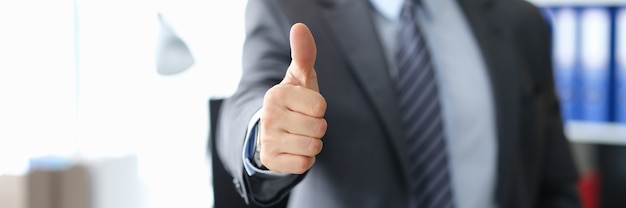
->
[208, 98, 289, 208]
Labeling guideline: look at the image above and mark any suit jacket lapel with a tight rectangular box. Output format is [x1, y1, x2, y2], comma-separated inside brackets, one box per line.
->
[457, 0, 521, 206]
[317, 0, 411, 185]
[318, 0, 522, 205]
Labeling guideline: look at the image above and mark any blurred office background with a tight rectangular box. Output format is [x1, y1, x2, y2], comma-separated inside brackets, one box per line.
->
[0, 0, 625, 208]
[0, 0, 245, 208]
[540, 1, 626, 208]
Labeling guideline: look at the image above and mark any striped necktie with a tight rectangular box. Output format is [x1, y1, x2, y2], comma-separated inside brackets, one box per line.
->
[394, 1, 455, 207]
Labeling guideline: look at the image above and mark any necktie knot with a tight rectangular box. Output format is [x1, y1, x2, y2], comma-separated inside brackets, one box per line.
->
[401, 0, 421, 18]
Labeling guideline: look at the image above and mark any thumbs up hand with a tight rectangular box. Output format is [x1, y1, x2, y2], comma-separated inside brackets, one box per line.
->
[281, 23, 319, 92]
[259, 23, 327, 174]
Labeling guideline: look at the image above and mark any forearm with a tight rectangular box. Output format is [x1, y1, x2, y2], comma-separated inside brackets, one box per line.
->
[215, 87, 264, 202]
[215, 0, 307, 205]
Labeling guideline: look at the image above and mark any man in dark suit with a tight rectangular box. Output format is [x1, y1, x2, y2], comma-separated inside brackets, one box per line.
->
[216, 0, 581, 207]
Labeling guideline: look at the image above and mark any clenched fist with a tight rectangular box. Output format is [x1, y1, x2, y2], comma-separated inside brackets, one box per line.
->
[259, 23, 327, 174]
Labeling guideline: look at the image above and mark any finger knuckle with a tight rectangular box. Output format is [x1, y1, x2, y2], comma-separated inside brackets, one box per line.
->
[311, 96, 327, 117]
[261, 106, 285, 128]
[264, 86, 286, 103]
[309, 139, 323, 155]
[316, 119, 328, 138]
[260, 110, 278, 126]
[294, 157, 313, 174]
[260, 134, 278, 153]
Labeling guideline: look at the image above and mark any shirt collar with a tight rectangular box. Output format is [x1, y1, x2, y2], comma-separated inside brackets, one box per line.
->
[369, 0, 440, 20]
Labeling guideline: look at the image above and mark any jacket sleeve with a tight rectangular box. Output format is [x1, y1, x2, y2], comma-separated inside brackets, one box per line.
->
[516, 2, 581, 207]
[215, 0, 306, 206]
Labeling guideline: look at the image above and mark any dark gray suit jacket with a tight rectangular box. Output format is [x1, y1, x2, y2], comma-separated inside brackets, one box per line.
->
[216, 0, 581, 207]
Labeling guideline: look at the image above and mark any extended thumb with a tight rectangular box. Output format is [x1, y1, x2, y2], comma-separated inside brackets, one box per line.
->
[283, 23, 318, 91]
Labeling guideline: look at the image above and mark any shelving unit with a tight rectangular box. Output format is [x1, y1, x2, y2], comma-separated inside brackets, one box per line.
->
[566, 121, 626, 145]
[528, 0, 626, 6]
[527, 0, 626, 146]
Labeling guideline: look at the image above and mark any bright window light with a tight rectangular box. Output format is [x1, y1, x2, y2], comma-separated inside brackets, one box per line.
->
[0, 0, 77, 175]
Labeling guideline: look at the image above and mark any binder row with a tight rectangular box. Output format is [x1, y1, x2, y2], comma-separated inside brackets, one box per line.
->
[542, 6, 626, 123]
